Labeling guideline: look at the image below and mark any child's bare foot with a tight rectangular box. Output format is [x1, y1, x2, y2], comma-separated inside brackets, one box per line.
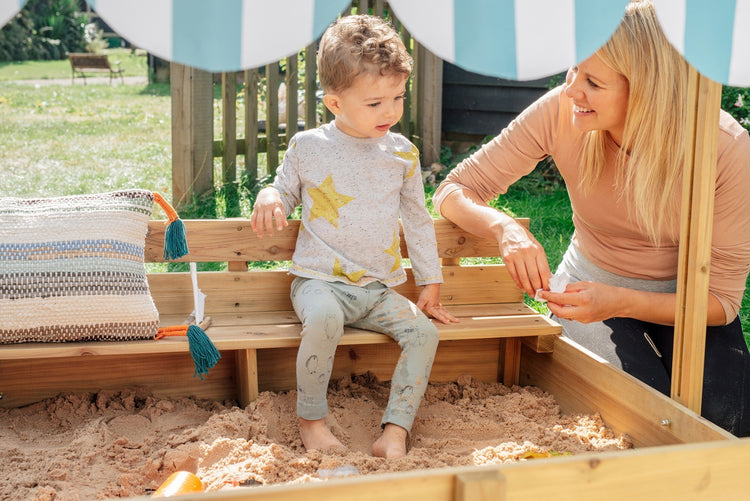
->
[299, 417, 344, 451]
[372, 423, 408, 459]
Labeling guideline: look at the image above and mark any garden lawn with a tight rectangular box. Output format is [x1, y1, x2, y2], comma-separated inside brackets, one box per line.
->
[0, 48, 147, 81]
[0, 80, 170, 198]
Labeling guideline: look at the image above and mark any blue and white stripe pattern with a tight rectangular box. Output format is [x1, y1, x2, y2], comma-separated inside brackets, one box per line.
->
[0, 0, 26, 28]
[654, 0, 750, 86]
[3, 1, 750, 85]
[86, 0, 350, 72]
[389, 0, 629, 81]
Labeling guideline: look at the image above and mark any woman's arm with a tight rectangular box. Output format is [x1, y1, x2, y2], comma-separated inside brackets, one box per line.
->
[439, 188, 551, 296]
[539, 283, 727, 326]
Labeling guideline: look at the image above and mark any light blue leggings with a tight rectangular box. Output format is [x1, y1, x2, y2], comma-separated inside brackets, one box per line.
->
[290, 277, 439, 431]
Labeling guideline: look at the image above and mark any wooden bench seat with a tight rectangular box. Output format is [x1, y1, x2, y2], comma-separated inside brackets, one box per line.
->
[0, 218, 561, 409]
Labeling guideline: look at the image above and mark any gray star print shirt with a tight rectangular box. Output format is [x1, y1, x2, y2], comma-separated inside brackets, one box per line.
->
[270, 121, 443, 287]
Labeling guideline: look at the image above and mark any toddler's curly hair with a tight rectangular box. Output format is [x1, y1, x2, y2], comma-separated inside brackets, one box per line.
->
[318, 14, 412, 93]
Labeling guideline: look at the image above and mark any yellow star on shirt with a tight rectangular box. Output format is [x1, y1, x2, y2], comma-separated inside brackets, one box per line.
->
[333, 258, 367, 282]
[385, 230, 402, 272]
[306, 175, 354, 228]
[394, 144, 419, 178]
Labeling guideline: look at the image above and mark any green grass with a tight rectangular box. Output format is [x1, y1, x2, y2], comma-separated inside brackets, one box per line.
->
[0, 49, 147, 81]
[0, 80, 171, 198]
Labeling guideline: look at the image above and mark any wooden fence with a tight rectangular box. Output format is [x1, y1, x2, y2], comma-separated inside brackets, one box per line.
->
[171, 0, 443, 212]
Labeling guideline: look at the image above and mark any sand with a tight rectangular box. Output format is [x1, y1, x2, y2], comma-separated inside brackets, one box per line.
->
[0, 373, 632, 500]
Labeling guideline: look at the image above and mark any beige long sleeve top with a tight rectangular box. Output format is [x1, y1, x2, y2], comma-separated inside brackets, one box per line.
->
[433, 85, 750, 322]
[272, 121, 442, 288]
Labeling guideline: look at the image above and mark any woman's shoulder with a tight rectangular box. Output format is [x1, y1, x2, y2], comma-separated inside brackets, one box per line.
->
[719, 110, 750, 142]
[717, 110, 750, 164]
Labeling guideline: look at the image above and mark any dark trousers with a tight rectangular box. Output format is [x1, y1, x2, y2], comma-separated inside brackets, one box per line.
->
[561, 316, 750, 436]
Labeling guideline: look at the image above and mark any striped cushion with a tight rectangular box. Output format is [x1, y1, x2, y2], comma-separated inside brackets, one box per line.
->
[0, 190, 159, 343]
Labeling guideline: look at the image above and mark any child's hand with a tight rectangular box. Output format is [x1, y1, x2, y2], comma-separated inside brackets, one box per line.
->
[250, 187, 288, 237]
[417, 283, 459, 324]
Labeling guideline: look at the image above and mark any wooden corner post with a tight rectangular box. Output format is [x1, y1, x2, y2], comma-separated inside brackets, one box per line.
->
[671, 65, 722, 413]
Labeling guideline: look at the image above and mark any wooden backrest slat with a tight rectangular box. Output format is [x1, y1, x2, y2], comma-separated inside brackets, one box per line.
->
[148, 265, 521, 315]
[145, 218, 526, 263]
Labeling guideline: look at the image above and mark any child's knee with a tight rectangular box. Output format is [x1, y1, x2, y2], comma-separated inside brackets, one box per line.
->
[302, 309, 344, 343]
[413, 316, 439, 352]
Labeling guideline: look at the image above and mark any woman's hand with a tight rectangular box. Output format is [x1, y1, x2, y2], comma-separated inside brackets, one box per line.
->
[498, 218, 551, 297]
[538, 281, 624, 324]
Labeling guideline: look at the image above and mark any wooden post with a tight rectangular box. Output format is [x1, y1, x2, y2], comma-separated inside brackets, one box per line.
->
[304, 43, 318, 130]
[671, 66, 722, 413]
[244, 68, 259, 185]
[222, 72, 240, 216]
[416, 45, 443, 166]
[266, 62, 280, 174]
[170, 63, 214, 208]
[285, 55, 299, 142]
[399, 22, 412, 140]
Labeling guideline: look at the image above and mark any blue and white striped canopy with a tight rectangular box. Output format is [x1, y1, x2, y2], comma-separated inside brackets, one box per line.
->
[1, 0, 750, 86]
[654, 0, 750, 87]
[86, 0, 351, 72]
[389, 0, 628, 81]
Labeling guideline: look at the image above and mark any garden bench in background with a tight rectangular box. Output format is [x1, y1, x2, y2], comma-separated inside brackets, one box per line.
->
[67, 52, 124, 84]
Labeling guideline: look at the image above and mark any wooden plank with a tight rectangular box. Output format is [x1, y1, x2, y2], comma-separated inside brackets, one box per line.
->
[304, 43, 317, 129]
[0, 338, 502, 408]
[169, 63, 214, 208]
[266, 62, 280, 173]
[0, 352, 237, 409]
[161, 439, 750, 501]
[502, 338, 521, 386]
[0, 306, 556, 361]
[257, 338, 504, 393]
[417, 45, 443, 166]
[146, 266, 525, 315]
[671, 67, 722, 413]
[455, 470, 505, 501]
[244, 68, 260, 183]
[285, 55, 298, 139]
[520, 336, 733, 447]
[236, 348, 258, 408]
[144, 218, 528, 263]
[398, 20, 412, 139]
[222, 72, 237, 191]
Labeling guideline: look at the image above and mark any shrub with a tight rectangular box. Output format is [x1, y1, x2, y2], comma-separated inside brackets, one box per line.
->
[0, 0, 88, 61]
[722, 86, 750, 133]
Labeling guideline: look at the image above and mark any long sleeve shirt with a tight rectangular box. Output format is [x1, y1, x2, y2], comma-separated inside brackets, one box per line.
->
[272, 121, 442, 288]
[433, 85, 750, 322]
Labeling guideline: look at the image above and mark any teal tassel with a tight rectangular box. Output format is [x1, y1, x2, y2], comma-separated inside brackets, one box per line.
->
[186, 324, 221, 380]
[164, 218, 189, 260]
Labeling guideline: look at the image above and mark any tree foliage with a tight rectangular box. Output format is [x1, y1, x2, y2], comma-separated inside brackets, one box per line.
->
[0, 0, 88, 61]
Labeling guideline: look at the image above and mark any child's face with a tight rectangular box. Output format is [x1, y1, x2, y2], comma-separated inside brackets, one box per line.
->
[325, 72, 408, 139]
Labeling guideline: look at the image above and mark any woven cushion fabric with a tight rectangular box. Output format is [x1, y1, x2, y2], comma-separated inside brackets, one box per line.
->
[0, 189, 159, 343]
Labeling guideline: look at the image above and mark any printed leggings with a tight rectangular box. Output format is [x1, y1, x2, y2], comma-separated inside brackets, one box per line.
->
[290, 277, 439, 431]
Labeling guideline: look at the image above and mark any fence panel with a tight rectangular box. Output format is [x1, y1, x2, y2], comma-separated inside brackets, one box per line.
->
[201, 0, 440, 208]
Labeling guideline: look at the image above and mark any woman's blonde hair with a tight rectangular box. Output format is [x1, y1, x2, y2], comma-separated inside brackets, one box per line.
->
[580, 0, 688, 245]
[317, 14, 412, 94]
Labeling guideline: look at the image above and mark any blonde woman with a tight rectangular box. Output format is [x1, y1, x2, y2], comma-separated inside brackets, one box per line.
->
[433, 0, 750, 436]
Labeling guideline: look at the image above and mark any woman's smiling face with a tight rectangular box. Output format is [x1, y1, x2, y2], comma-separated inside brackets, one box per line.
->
[564, 53, 630, 146]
